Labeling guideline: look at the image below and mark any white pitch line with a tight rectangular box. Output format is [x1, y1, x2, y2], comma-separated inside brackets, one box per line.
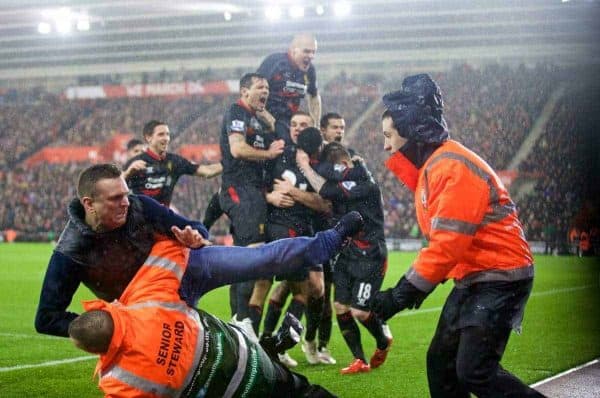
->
[0, 332, 58, 339]
[530, 358, 600, 388]
[530, 284, 595, 297]
[0, 355, 96, 373]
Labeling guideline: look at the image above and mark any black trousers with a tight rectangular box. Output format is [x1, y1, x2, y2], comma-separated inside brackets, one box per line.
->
[426, 279, 546, 398]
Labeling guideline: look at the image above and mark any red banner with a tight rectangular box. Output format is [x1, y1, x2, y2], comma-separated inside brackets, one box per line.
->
[99, 133, 135, 164]
[24, 146, 103, 166]
[65, 80, 237, 99]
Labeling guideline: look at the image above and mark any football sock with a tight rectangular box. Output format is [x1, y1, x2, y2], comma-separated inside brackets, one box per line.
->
[248, 304, 263, 335]
[305, 295, 324, 342]
[360, 312, 390, 350]
[337, 311, 365, 362]
[287, 298, 305, 322]
[263, 299, 282, 336]
[318, 284, 333, 350]
[235, 280, 254, 320]
[229, 284, 237, 318]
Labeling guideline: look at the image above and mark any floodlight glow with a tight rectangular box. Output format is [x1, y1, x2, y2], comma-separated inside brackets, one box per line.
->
[289, 5, 304, 19]
[265, 6, 282, 21]
[333, 1, 351, 17]
[76, 18, 90, 31]
[315, 4, 325, 15]
[53, 7, 73, 34]
[224, 11, 232, 21]
[38, 22, 51, 34]
[55, 19, 72, 34]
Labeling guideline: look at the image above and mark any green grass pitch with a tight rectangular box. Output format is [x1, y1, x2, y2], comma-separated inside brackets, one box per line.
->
[1, 243, 599, 397]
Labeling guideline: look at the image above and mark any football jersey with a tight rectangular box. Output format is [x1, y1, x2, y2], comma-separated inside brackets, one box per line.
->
[268, 145, 317, 230]
[257, 52, 318, 122]
[319, 162, 386, 247]
[124, 149, 198, 205]
[220, 100, 274, 188]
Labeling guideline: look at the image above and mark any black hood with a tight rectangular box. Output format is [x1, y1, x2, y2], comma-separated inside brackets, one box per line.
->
[383, 73, 449, 145]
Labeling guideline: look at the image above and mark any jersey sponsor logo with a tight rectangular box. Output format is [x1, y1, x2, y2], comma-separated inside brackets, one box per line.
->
[145, 176, 167, 189]
[341, 181, 357, 191]
[250, 118, 262, 131]
[281, 169, 297, 186]
[231, 120, 245, 132]
[283, 80, 307, 96]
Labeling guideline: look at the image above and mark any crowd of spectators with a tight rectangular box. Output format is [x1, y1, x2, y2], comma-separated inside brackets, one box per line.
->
[0, 162, 81, 240]
[59, 95, 233, 148]
[1, 63, 597, 251]
[0, 93, 83, 168]
[516, 78, 599, 249]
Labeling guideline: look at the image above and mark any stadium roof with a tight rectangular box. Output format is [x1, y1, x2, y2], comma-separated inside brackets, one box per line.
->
[0, 0, 599, 83]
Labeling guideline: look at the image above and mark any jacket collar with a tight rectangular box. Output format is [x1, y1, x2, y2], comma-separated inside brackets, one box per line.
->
[67, 199, 97, 237]
[384, 151, 419, 192]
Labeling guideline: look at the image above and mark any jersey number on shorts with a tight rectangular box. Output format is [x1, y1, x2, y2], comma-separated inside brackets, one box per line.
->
[356, 282, 372, 306]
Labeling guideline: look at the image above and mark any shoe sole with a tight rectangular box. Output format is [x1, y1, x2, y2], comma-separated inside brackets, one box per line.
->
[340, 367, 371, 375]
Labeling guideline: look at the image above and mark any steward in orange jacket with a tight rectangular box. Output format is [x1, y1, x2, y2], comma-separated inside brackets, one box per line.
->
[372, 74, 544, 398]
[68, 237, 341, 397]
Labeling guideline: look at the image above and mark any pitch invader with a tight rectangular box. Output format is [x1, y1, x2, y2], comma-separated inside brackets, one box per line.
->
[297, 142, 392, 374]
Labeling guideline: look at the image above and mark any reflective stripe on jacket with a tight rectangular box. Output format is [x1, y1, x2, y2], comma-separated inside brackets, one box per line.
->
[84, 238, 201, 397]
[387, 140, 534, 292]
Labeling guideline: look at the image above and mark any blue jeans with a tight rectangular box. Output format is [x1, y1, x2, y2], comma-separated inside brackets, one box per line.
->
[179, 230, 342, 306]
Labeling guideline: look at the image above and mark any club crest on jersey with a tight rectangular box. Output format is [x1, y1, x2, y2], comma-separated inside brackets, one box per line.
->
[253, 135, 265, 149]
[334, 163, 347, 173]
[230, 120, 245, 132]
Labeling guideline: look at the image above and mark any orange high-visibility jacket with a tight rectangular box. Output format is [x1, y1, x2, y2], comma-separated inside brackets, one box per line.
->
[386, 140, 534, 292]
[84, 238, 199, 398]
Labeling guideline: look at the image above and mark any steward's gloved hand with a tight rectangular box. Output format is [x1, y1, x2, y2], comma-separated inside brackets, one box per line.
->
[371, 276, 429, 321]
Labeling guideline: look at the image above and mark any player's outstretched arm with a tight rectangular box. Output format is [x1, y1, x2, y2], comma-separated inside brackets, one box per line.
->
[195, 162, 222, 178]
